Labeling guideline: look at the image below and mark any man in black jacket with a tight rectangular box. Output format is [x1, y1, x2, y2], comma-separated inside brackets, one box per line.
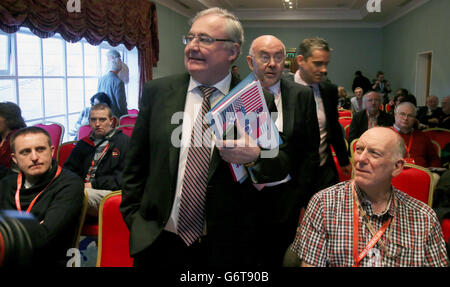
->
[0, 126, 84, 266]
[64, 103, 130, 216]
[348, 91, 394, 145]
[293, 37, 351, 191]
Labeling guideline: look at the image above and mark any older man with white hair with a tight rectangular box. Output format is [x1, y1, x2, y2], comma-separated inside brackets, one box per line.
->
[97, 49, 128, 118]
[291, 127, 448, 267]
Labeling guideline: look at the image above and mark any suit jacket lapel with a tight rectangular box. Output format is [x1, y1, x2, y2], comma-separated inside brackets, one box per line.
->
[168, 74, 190, 189]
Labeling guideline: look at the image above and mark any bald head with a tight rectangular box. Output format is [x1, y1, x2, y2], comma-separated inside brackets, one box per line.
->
[362, 127, 405, 161]
[247, 35, 286, 88]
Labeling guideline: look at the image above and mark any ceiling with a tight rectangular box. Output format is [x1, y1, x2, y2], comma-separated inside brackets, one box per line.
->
[154, 0, 430, 28]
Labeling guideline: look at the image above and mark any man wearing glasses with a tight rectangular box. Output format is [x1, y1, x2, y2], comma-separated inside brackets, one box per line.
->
[391, 102, 440, 168]
[246, 35, 320, 266]
[120, 8, 294, 268]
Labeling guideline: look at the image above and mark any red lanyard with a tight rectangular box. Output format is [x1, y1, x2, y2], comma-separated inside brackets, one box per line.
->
[390, 127, 414, 160]
[15, 165, 62, 214]
[352, 181, 392, 267]
[85, 142, 109, 182]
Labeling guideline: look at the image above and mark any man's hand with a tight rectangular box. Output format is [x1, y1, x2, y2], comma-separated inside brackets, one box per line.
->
[215, 121, 260, 165]
[84, 182, 92, 188]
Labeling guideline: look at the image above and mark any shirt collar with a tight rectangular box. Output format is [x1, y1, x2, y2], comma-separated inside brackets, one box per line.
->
[354, 183, 396, 218]
[188, 72, 232, 96]
[267, 81, 281, 99]
[393, 124, 413, 134]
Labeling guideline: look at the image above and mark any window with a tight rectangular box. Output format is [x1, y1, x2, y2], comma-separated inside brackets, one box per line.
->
[0, 28, 139, 142]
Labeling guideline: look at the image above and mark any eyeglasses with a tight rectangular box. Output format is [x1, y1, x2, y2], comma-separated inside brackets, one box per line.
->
[249, 53, 285, 64]
[396, 112, 415, 119]
[182, 34, 234, 46]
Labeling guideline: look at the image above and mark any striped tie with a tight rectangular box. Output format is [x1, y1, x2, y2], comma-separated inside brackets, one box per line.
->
[177, 85, 216, 246]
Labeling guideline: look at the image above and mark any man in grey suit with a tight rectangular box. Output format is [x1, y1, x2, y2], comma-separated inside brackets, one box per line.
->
[246, 35, 320, 266]
[120, 8, 298, 268]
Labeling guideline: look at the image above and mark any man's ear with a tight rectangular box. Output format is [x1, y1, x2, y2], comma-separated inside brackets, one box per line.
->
[11, 153, 17, 165]
[246, 55, 254, 71]
[51, 146, 56, 158]
[392, 158, 405, 178]
[228, 43, 240, 63]
[296, 55, 304, 67]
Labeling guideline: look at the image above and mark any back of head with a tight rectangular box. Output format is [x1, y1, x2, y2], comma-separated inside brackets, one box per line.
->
[0, 102, 26, 131]
[298, 37, 331, 60]
[10, 126, 51, 153]
[107, 49, 122, 72]
[90, 92, 112, 108]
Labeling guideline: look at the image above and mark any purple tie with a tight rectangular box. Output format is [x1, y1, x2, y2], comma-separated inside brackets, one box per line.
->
[177, 86, 216, 246]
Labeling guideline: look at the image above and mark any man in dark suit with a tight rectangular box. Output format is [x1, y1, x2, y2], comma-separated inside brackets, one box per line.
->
[246, 35, 320, 266]
[120, 8, 296, 268]
[417, 95, 445, 128]
[348, 91, 394, 145]
[293, 37, 351, 191]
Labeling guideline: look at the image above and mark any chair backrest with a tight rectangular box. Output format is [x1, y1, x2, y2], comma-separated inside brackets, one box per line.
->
[78, 124, 91, 140]
[431, 140, 441, 157]
[422, 128, 450, 151]
[96, 191, 133, 267]
[330, 143, 351, 182]
[441, 219, 450, 243]
[338, 109, 352, 119]
[73, 189, 89, 249]
[34, 122, 64, 159]
[338, 116, 352, 129]
[392, 163, 435, 206]
[119, 114, 138, 126]
[117, 124, 134, 137]
[379, 103, 384, 111]
[385, 104, 392, 112]
[127, 109, 139, 115]
[344, 124, 350, 141]
[57, 140, 77, 166]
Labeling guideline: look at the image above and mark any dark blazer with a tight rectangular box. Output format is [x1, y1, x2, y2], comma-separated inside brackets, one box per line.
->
[318, 81, 350, 167]
[348, 109, 394, 145]
[417, 106, 445, 128]
[120, 73, 309, 266]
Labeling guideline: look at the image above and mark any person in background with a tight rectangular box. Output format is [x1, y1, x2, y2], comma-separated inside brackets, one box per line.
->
[417, 95, 444, 129]
[0, 127, 84, 266]
[372, 71, 391, 105]
[438, 96, 450, 129]
[392, 102, 441, 168]
[350, 87, 364, 113]
[64, 104, 130, 216]
[231, 65, 241, 80]
[291, 127, 448, 267]
[294, 37, 351, 191]
[0, 102, 26, 171]
[337, 86, 351, 110]
[98, 49, 128, 118]
[70, 92, 112, 139]
[246, 35, 320, 266]
[352, 70, 371, 95]
[348, 91, 394, 145]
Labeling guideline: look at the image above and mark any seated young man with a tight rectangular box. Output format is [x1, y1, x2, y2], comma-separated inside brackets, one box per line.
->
[0, 126, 84, 266]
[64, 103, 130, 216]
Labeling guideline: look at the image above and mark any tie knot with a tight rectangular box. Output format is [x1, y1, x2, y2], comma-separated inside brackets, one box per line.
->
[198, 85, 217, 99]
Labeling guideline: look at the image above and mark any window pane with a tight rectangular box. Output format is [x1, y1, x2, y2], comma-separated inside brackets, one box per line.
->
[43, 37, 64, 76]
[101, 47, 109, 75]
[0, 34, 8, 71]
[127, 47, 139, 109]
[18, 78, 42, 120]
[68, 113, 81, 139]
[0, 80, 16, 103]
[44, 78, 65, 117]
[67, 78, 84, 113]
[17, 33, 41, 76]
[84, 44, 99, 76]
[67, 42, 83, 76]
[85, 78, 98, 106]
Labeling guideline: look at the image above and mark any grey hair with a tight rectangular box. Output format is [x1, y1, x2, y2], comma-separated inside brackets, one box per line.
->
[391, 130, 406, 161]
[362, 91, 381, 103]
[395, 101, 417, 117]
[298, 37, 332, 59]
[107, 49, 122, 72]
[190, 7, 244, 55]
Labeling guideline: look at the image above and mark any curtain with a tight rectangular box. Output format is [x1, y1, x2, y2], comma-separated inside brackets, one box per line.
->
[0, 0, 159, 99]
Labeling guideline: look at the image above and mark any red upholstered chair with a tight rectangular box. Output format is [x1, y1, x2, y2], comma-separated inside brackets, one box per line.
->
[78, 124, 91, 140]
[96, 191, 133, 267]
[344, 124, 350, 141]
[57, 141, 77, 166]
[338, 109, 352, 119]
[392, 163, 435, 207]
[119, 114, 138, 126]
[441, 219, 450, 243]
[338, 116, 352, 130]
[127, 109, 139, 115]
[34, 122, 64, 159]
[330, 143, 351, 182]
[385, 104, 392, 113]
[117, 124, 134, 137]
[422, 128, 450, 152]
[431, 140, 441, 158]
